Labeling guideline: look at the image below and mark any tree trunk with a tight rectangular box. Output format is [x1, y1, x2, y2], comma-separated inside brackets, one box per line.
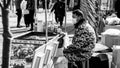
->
[1, 8, 12, 68]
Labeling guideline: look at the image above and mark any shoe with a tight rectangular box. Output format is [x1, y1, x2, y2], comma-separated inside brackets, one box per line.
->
[26, 24, 29, 28]
[17, 26, 21, 28]
[59, 25, 63, 28]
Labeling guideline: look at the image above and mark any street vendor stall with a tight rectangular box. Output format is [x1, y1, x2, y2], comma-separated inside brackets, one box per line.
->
[9, 32, 57, 68]
[8, 0, 72, 67]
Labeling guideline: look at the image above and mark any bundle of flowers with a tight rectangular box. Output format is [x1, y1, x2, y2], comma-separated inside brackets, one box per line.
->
[13, 63, 24, 68]
[12, 45, 34, 60]
[43, 21, 59, 33]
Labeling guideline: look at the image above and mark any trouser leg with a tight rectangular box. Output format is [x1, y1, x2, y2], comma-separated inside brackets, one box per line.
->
[16, 9, 22, 27]
[59, 16, 64, 26]
[24, 14, 30, 27]
[55, 15, 58, 23]
[29, 10, 35, 30]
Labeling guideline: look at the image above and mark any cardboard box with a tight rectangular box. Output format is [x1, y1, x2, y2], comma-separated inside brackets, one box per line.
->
[32, 52, 45, 68]
[44, 46, 53, 65]
[105, 25, 120, 31]
[101, 34, 120, 47]
[111, 46, 120, 68]
[54, 56, 68, 68]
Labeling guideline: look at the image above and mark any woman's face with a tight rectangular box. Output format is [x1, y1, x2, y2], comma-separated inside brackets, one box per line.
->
[72, 14, 82, 24]
[72, 14, 77, 24]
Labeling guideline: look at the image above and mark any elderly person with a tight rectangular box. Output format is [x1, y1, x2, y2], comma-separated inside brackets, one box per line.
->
[63, 9, 96, 68]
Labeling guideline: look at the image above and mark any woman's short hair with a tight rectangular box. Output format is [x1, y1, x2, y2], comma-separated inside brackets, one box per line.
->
[72, 9, 84, 17]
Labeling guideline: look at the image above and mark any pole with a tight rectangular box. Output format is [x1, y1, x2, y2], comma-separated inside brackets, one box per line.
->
[34, 0, 37, 32]
[65, 0, 67, 32]
[45, 0, 48, 42]
[107, 0, 109, 10]
[35, 0, 37, 16]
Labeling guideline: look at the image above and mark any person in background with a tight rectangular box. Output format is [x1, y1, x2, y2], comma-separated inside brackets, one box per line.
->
[67, 0, 70, 9]
[63, 9, 96, 68]
[50, 0, 65, 27]
[21, 0, 28, 27]
[24, 0, 35, 31]
[72, 1, 80, 11]
[41, 0, 50, 9]
[15, 0, 22, 28]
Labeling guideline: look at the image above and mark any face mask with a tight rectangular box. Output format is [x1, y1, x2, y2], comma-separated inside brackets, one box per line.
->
[72, 18, 77, 24]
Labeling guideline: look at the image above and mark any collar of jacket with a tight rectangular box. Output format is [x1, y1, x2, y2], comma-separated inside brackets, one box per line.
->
[74, 19, 85, 28]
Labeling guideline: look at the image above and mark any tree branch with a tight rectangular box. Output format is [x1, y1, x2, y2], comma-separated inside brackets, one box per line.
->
[3, 0, 6, 7]
[4, 0, 11, 9]
[0, 3, 3, 9]
[6, 0, 11, 9]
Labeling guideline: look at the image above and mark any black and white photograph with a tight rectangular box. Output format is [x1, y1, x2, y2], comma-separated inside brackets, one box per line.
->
[0, 0, 119, 68]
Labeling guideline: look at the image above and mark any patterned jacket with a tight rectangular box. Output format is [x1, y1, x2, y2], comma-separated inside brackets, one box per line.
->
[63, 19, 96, 62]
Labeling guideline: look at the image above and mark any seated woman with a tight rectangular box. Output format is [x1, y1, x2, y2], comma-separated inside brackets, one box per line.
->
[63, 9, 96, 68]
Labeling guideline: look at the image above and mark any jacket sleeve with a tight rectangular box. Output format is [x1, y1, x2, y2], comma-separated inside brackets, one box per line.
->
[72, 25, 95, 52]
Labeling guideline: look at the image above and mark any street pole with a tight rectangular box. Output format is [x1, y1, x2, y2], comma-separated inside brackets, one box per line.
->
[35, 0, 37, 18]
[34, 0, 37, 25]
[45, 0, 48, 42]
[65, 0, 67, 32]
